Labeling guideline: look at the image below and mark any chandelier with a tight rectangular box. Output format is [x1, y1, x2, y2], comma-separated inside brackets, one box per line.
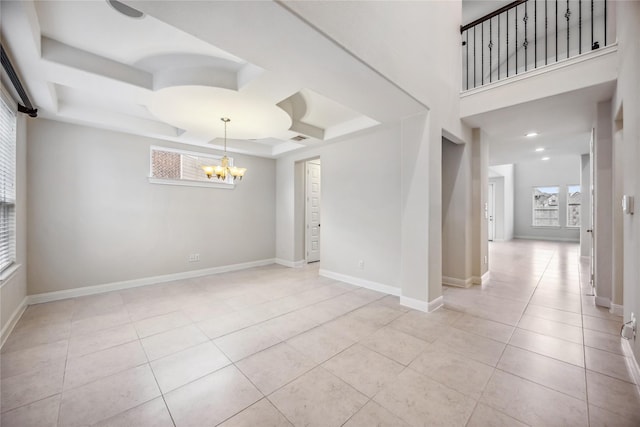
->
[202, 117, 246, 182]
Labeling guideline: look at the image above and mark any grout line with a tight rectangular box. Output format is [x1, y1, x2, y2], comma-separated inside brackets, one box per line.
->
[134, 323, 178, 427]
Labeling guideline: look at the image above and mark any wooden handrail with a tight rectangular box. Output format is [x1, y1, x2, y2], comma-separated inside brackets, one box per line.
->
[460, 0, 526, 33]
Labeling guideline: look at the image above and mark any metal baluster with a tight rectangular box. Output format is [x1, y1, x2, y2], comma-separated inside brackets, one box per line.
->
[535, 0, 537, 68]
[516, 5, 518, 74]
[545, 0, 548, 64]
[507, 9, 509, 77]
[474, 26, 477, 87]
[604, 0, 607, 46]
[579, 0, 582, 54]
[565, 0, 571, 58]
[482, 22, 484, 85]
[489, 18, 493, 83]
[556, 0, 558, 62]
[591, 0, 594, 49]
[498, 15, 501, 79]
[524, 2, 528, 72]
[466, 31, 469, 90]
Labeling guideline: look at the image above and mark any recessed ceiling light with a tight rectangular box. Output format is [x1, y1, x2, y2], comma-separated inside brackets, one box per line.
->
[535, 147, 545, 152]
[542, 157, 550, 161]
[526, 132, 539, 137]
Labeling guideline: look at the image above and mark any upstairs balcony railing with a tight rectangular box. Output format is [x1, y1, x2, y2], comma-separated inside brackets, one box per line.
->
[461, 0, 610, 91]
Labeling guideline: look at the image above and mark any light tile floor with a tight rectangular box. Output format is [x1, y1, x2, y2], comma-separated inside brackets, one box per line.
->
[2, 240, 640, 426]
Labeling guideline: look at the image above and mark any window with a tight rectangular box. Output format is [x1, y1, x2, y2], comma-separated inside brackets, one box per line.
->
[567, 184, 581, 227]
[149, 146, 233, 188]
[532, 186, 560, 227]
[0, 92, 16, 273]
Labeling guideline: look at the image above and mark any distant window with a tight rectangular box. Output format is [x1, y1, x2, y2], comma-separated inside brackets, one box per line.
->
[532, 186, 560, 227]
[567, 185, 581, 227]
[0, 92, 16, 272]
[149, 146, 233, 187]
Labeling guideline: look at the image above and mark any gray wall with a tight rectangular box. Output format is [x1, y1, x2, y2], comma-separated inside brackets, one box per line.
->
[489, 164, 515, 241]
[277, 123, 401, 290]
[27, 119, 276, 295]
[594, 101, 613, 303]
[580, 154, 592, 257]
[442, 138, 471, 283]
[489, 177, 505, 240]
[514, 155, 581, 242]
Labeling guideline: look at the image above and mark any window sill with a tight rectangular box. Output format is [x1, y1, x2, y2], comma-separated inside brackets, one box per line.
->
[0, 263, 21, 288]
[148, 177, 234, 189]
[531, 225, 562, 229]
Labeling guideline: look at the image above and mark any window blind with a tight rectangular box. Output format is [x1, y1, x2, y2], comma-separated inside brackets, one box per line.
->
[0, 93, 16, 272]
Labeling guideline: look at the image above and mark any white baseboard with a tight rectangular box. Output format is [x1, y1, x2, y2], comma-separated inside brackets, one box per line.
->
[428, 295, 444, 312]
[610, 303, 624, 316]
[622, 339, 640, 391]
[471, 271, 490, 285]
[318, 269, 400, 296]
[1, 296, 28, 349]
[442, 276, 472, 288]
[28, 258, 276, 305]
[400, 295, 428, 312]
[594, 295, 611, 309]
[514, 235, 580, 243]
[275, 258, 306, 268]
[399, 295, 443, 313]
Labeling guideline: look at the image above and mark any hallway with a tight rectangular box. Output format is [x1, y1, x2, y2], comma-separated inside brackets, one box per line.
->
[444, 239, 640, 425]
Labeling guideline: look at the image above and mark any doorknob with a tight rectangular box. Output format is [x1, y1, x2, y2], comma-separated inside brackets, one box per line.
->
[587, 229, 593, 233]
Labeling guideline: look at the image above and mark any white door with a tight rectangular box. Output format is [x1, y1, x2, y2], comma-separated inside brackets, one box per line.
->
[488, 183, 495, 241]
[305, 160, 321, 263]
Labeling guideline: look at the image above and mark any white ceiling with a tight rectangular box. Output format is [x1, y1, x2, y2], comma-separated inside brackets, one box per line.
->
[464, 82, 615, 165]
[1, 0, 425, 158]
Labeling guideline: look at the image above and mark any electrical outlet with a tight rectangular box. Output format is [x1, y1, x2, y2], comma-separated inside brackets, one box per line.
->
[188, 253, 200, 262]
[358, 260, 364, 270]
[484, 255, 488, 265]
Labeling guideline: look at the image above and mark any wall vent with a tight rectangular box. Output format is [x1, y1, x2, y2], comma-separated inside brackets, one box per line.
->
[291, 135, 308, 141]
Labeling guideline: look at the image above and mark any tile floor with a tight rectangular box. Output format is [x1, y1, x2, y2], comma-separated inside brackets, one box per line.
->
[1, 240, 639, 426]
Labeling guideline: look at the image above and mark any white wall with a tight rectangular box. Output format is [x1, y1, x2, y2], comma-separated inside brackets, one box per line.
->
[613, 0, 640, 362]
[461, 44, 618, 118]
[0, 113, 28, 344]
[277, 123, 401, 291]
[514, 155, 581, 242]
[27, 119, 276, 295]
